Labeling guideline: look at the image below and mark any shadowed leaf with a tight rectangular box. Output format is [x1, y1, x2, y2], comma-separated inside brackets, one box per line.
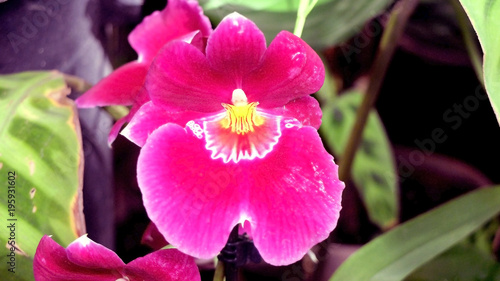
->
[321, 90, 398, 229]
[330, 186, 500, 281]
[200, 0, 392, 49]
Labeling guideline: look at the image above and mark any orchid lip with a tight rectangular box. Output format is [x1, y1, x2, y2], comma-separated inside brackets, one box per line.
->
[183, 89, 284, 163]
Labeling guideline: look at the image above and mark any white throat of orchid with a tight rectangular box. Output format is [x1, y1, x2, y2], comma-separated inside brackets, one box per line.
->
[187, 88, 286, 163]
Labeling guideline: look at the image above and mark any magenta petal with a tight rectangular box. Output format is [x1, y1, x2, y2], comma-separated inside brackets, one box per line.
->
[245, 31, 325, 108]
[137, 123, 244, 258]
[205, 13, 266, 82]
[108, 88, 150, 145]
[128, 0, 211, 63]
[125, 249, 201, 281]
[76, 62, 148, 107]
[122, 101, 212, 146]
[108, 116, 129, 145]
[269, 96, 323, 129]
[33, 236, 118, 281]
[147, 41, 234, 112]
[66, 235, 125, 269]
[247, 126, 344, 265]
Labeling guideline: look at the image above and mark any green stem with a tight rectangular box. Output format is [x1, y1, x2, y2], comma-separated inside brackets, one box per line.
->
[104, 105, 130, 121]
[213, 260, 225, 281]
[293, 0, 319, 37]
[448, 0, 484, 87]
[62, 73, 93, 93]
[338, 0, 419, 182]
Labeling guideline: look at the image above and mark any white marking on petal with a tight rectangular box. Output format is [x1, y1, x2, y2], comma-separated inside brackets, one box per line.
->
[186, 121, 204, 139]
[73, 234, 91, 247]
[204, 112, 282, 163]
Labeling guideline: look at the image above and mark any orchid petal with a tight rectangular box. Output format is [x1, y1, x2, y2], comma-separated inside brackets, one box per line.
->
[147, 41, 234, 112]
[122, 101, 212, 147]
[137, 119, 343, 265]
[141, 222, 168, 250]
[137, 123, 244, 259]
[108, 116, 129, 145]
[33, 236, 118, 281]
[205, 13, 266, 82]
[269, 96, 323, 129]
[107, 88, 149, 145]
[66, 235, 125, 269]
[125, 249, 201, 281]
[128, 0, 211, 63]
[76, 62, 148, 107]
[246, 125, 343, 265]
[245, 31, 325, 108]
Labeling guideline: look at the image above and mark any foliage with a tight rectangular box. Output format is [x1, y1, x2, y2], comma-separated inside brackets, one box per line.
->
[0, 72, 85, 280]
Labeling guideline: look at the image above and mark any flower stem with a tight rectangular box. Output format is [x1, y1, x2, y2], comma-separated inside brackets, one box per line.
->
[104, 105, 130, 120]
[338, 0, 419, 182]
[62, 73, 93, 93]
[293, 0, 319, 38]
[215, 226, 240, 281]
[213, 260, 225, 281]
[448, 0, 484, 87]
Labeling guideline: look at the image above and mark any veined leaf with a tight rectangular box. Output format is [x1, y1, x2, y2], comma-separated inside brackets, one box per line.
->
[0, 71, 85, 280]
[321, 90, 398, 229]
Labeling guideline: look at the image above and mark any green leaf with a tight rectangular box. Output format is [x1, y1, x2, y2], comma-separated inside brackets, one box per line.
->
[406, 243, 500, 281]
[458, 0, 500, 125]
[199, 0, 392, 49]
[202, 0, 331, 12]
[321, 90, 398, 229]
[330, 186, 500, 281]
[0, 71, 85, 280]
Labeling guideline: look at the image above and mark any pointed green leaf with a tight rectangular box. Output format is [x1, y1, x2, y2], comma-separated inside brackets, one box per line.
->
[321, 90, 398, 229]
[200, 0, 392, 49]
[407, 243, 500, 281]
[330, 186, 500, 281]
[458, 0, 500, 125]
[0, 71, 85, 280]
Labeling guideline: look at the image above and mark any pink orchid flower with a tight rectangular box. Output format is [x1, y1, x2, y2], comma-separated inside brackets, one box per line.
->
[122, 13, 344, 265]
[123, 12, 344, 266]
[75, 0, 212, 144]
[33, 235, 200, 281]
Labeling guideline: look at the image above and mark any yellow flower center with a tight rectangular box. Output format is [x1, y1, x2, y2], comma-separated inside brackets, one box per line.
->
[220, 89, 264, 135]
